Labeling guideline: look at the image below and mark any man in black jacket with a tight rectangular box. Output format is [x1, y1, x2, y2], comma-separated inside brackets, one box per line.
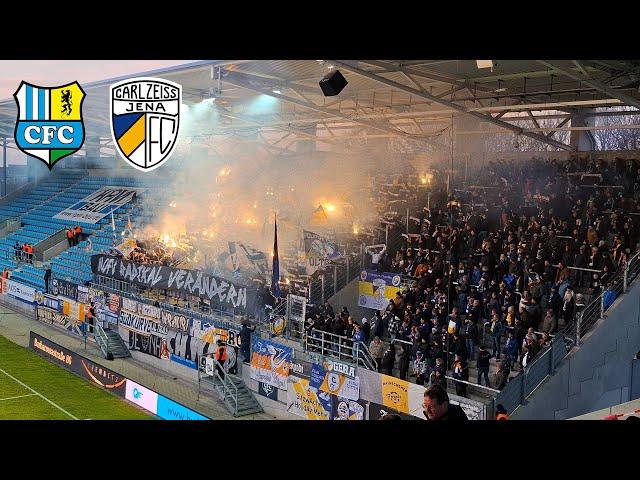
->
[477, 344, 492, 386]
[423, 385, 468, 421]
[239, 322, 256, 363]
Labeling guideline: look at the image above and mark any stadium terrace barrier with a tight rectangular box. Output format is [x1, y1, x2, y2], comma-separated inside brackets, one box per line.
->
[33, 228, 67, 262]
[0, 218, 21, 237]
[28, 331, 209, 420]
[495, 249, 640, 415]
[91, 281, 253, 335]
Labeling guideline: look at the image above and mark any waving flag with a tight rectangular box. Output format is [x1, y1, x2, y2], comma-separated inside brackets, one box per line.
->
[310, 204, 328, 224]
[239, 243, 268, 275]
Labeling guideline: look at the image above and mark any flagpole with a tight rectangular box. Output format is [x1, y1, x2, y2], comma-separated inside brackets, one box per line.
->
[111, 209, 117, 246]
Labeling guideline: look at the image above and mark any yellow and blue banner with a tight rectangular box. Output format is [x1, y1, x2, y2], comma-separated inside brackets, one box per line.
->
[358, 270, 402, 310]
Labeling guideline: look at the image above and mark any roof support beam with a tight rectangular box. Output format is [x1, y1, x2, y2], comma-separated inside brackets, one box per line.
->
[546, 117, 572, 138]
[330, 60, 575, 151]
[221, 71, 440, 148]
[537, 60, 640, 110]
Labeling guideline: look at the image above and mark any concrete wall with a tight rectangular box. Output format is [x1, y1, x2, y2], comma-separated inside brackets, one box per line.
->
[128, 350, 198, 384]
[512, 279, 640, 420]
[241, 367, 300, 420]
[328, 277, 372, 322]
[569, 397, 640, 420]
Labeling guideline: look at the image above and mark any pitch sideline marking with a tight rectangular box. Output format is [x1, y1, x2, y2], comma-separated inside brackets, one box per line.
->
[0, 367, 78, 420]
[0, 393, 37, 402]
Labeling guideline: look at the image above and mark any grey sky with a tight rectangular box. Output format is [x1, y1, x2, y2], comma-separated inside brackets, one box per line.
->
[0, 60, 194, 100]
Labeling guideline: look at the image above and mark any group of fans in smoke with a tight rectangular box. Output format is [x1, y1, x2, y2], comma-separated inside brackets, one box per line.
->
[305, 156, 640, 396]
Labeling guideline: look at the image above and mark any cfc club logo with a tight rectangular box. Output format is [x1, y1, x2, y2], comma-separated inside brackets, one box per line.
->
[14, 81, 86, 169]
[110, 77, 181, 171]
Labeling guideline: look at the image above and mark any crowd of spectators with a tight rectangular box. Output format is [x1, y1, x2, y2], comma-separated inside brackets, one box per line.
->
[307, 157, 640, 396]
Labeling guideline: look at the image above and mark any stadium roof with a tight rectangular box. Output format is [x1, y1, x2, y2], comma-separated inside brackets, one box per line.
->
[1, 59, 640, 154]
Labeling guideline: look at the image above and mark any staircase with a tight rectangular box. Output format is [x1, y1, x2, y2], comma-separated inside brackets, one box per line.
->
[200, 357, 263, 417]
[214, 374, 264, 417]
[96, 327, 131, 359]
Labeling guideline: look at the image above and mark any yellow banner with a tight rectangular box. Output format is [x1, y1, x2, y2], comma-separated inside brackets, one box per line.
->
[358, 281, 373, 296]
[384, 285, 400, 299]
[287, 378, 330, 420]
[381, 374, 409, 413]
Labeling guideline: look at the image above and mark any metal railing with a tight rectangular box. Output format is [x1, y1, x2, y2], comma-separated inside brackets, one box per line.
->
[494, 249, 640, 415]
[285, 294, 307, 340]
[303, 328, 377, 370]
[198, 353, 238, 416]
[307, 253, 364, 306]
[94, 321, 109, 359]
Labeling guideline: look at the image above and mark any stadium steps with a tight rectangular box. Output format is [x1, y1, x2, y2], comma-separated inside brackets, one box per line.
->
[210, 374, 264, 417]
[103, 329, 131, 359]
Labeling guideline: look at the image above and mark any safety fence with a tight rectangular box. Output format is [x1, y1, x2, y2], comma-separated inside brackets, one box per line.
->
[307, 253, 364, 306]
[495, 249, 640, 415]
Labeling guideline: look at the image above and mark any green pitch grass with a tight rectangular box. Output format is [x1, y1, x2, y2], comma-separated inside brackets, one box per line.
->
[0, 335, 153, 420]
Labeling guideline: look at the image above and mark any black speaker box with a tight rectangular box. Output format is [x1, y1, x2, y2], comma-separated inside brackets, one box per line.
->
[319, 69, 348, 96]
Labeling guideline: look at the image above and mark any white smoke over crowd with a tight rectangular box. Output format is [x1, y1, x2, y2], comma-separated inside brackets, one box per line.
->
[132, 99, 434, 277]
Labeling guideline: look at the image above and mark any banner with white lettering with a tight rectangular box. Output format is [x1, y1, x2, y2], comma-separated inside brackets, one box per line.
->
[77, 285, 89, 304]
[250, 337, 292, 390]
[6, 279, 36, 304]
[119, 309, 168, 336]
[52, 278, 78, 300]
[310, 362, 360, 401]
[53, 186, 145, 224]
[91, 255, 257, 314]
[303, 230, 342, 275]
[121, 297, 191, 333]
[128, 331, 170, 360]
[36, 306, 84, 337]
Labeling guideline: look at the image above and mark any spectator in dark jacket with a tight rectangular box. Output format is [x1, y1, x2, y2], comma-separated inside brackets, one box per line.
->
[504, 332, 519, 366]
[452, 354, 469, 398]
[398, 345, 410, 381]
[494, 361, 511, 390]
[239, 322, 256, 362]
[361, 318, 371, 344]
[462, 318, 479, 360]
[488, 313, 504, 359]
[380, 345, 396, 375]
[477, 344, 492, 386]
[423, 385, 468, 421]
[370, 311, 384, 340]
